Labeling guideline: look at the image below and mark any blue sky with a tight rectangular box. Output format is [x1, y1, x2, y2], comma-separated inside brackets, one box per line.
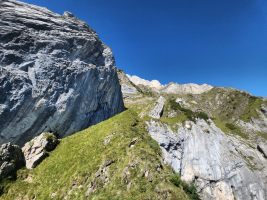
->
[21, 0, 267, 97]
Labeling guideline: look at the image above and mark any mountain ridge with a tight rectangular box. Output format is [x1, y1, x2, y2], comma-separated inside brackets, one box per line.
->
[127, 74, 213, 94]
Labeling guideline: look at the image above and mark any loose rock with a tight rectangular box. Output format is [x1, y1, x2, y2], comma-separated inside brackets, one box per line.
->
[22, 132, 59, 169]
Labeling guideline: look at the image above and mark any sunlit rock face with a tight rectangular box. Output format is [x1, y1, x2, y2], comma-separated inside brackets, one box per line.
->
[0, 0, 124, 145]
[147, 120, 267, 200]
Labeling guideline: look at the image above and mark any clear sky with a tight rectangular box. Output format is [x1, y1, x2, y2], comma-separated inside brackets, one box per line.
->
[21, 0, 267, 97]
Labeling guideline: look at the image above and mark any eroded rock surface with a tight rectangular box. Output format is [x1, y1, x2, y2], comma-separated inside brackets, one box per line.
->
[0, 142, 25, 180]
[117, 70, 139, 98]
[0, 0, 124, 145]
[147, 119, 267, 200]
[22, 132, 59, 169]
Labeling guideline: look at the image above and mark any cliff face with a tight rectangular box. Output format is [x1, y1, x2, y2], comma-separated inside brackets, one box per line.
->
[0, 0, 124, 145]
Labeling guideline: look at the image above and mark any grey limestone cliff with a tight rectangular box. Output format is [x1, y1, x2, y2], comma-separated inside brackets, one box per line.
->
[147, 119, 267, 200]
[0, 0, 124, 145]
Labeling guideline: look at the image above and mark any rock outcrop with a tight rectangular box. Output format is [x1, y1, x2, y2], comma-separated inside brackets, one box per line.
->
[0, 0, 124, 145]
[149, 96, 165, 119]
[0, 143, 25, 180]
[22, 132, 59, 169]
[117, 70, 139, 98]
[127, 74, 163, 90]
[147, 119, 267, 200]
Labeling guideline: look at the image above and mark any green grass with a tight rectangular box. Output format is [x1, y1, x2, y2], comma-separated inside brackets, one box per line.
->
[240, 97, 265, 122]
[1, 110, 192, 200]
[169, 175, 200, 200]
[256, 132, 267, 141]
[166, 98, 209, 123]
[160, 114, 188, 130]
[214, 119, 249, 140]
[193, 88, 265, 122]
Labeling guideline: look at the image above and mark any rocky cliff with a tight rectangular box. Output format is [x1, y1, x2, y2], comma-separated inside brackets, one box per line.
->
[0, 0, 124, 145]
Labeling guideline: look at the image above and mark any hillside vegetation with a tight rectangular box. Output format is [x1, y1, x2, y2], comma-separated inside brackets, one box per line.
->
[1, 110, 197, 200]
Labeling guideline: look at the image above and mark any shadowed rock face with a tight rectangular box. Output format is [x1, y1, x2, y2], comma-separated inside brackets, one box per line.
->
[0, 0, 124, 145]
[0, 142, 25, 180]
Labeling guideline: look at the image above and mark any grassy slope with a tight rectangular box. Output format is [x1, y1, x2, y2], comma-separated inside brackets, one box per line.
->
[160, 88, 266, 141]
[1, 110, 191, 200]
[196, 88, 266, 122]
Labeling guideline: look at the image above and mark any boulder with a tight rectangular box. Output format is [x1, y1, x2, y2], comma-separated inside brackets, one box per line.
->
[0, 143, 25, 180]
[22, 132, 59, 169]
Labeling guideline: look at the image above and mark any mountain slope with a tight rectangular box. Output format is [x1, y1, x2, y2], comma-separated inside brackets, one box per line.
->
[115, 71, 267, 199]
[0, 1, 266, 199]
[1, 109, 197, 200]
[1, 71, 266, 200]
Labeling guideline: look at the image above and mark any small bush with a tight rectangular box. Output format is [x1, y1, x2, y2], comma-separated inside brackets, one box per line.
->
[225, 123, 237, 130]
[196, 112, 209, 121]
[169, 99, 182, 111]
[147, 138, 160, 153]
[170, 175, 182, 187]
[184, 183, 200, 200]
[170, 175, 200, 200]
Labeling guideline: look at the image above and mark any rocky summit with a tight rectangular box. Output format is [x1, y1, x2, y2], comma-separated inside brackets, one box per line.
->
[0, 0, 124, 145]
[127, 74, 213, 94]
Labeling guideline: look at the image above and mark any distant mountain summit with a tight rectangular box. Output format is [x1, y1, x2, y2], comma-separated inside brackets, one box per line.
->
[127, 74, 213, 94]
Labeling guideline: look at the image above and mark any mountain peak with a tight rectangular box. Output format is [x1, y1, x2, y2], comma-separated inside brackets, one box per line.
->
[127, 74, 213, 94]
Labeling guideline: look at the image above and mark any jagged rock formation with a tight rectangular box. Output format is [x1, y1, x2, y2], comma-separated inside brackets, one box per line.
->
[127, 74, 213, 94]
[0, 143, 25, 180]
[0, 0, 124, 145]
[22, 132, 59, 169]
[117, 70, 139, 98]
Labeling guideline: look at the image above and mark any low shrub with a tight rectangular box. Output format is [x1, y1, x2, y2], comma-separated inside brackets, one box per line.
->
[170, 175, 200, 200]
